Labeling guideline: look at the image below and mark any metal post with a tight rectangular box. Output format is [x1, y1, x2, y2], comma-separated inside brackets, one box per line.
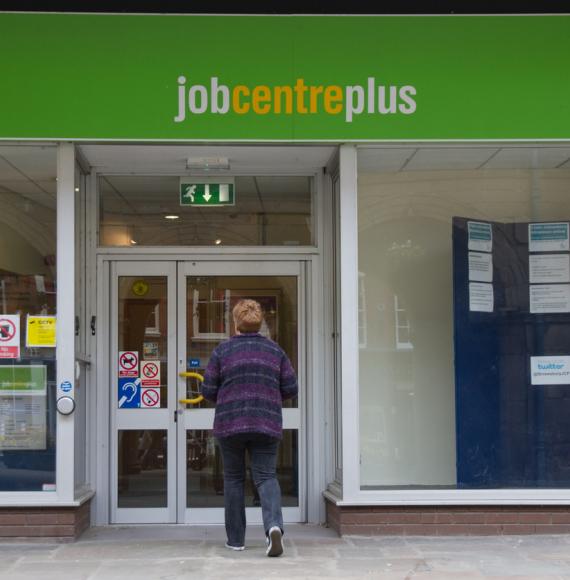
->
[339, 144, 360, 501]
[56, 142, 76, 502]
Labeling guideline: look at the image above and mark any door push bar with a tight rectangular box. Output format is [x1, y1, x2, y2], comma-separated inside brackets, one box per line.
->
[178, 371, 205, 405]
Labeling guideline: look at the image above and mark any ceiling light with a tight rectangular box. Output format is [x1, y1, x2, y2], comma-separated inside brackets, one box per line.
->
[130, 239, 137, 245]
[214, 239, 222, 245]
[165, 215, 180, 220]
[186, 157, 230, 171]
[74, 187, 80, 192]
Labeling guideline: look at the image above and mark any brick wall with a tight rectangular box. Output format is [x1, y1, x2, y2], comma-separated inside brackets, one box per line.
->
[0, 500, 91, 541]
[326, 500, 570, 536]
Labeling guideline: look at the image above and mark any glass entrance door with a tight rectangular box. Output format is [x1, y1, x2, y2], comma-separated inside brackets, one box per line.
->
[176, 261, 302, 524]
[110, 261, 303, 524]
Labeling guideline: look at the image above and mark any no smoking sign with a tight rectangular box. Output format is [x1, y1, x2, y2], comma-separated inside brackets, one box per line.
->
[141, 360, 160, 387]
[141, 387, 161, 408]
[0, 315, 20, 359]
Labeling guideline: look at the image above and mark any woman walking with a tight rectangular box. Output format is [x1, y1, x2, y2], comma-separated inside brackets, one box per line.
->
[202, 299, 298, 557]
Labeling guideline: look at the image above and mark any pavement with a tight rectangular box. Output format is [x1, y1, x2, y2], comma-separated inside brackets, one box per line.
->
[1, 525, 570, 579]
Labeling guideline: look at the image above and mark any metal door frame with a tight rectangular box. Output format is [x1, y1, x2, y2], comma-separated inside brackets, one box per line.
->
[105, 257, 308, 524]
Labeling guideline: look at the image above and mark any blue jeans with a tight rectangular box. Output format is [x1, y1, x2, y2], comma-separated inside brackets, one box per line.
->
[217, 433, 283, 547]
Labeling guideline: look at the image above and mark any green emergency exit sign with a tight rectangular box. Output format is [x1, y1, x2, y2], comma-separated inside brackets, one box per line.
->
[180, 183, 235, 206]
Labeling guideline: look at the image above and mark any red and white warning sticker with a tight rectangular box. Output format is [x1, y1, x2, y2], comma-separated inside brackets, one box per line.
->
[140, 387, 161, 408]
[119, 351, 139, 377]
[141, 360, 160, 387]
[0, 315, 20, 359]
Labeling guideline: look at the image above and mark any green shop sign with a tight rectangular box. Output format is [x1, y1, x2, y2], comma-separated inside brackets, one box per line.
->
[0, 14, 569, 141]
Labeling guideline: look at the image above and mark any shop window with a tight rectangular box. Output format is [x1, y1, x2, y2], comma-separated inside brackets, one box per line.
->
[99, 175, 314, 247]
[0, 145, 57, 491]
[358, 146, 570, 489]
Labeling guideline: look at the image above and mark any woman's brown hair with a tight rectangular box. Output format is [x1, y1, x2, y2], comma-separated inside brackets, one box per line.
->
[232, 299, 263, 333]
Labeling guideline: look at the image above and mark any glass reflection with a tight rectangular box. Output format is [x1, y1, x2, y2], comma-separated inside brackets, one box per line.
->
[100, 175, 313, 247]
[118, 277, 168, 408]
[118, 430, 167, 508]
[0, 146, 57, 492]
[185, 276, 298, 409]
[186, 430, 298, 508]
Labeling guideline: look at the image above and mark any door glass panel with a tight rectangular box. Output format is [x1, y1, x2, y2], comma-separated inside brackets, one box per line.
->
[185, 276, 298, 408]
[186, 430, 223, 507]
[118, 276, 168, 408]
[100, 175, 314, 247]
[186, 430, 298, 508]
[279, 430, 299, 507]
[118, 430, 167, 507]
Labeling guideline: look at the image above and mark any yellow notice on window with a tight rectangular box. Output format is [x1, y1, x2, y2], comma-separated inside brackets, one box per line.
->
[26, 316, 57, 348]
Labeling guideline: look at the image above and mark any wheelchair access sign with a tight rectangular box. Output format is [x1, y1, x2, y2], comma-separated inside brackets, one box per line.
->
[118, 378, 141, 408]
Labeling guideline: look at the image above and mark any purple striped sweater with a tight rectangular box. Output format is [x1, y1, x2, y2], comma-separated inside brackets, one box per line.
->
[201, 333, 298, 439]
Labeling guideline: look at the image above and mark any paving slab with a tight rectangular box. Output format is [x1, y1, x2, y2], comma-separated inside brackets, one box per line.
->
[0, 525, 569, 579]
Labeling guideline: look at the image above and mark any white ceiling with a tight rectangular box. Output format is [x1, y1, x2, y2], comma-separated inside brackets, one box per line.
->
[358, 146, 570, 172]
[79, 145, 337, 174]
[1, 144, 570, 194]
[0, 146, 57, 210]
[80, 144, 570, 176]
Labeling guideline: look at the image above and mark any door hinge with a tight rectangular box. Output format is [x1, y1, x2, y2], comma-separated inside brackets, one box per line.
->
[174, 409, 178, 423]
[90, 315, 96, 336]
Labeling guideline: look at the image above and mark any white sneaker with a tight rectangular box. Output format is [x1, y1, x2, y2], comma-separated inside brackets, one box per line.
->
[225, 542, 245, 551]
[265, 526, 283, 557]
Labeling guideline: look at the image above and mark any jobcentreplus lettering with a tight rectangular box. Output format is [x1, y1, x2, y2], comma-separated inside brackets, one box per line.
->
[174, 76, 417, 124]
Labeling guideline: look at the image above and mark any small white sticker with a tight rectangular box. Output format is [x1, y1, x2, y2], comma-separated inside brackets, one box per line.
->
[531, 356, 570, 385]
[469, 252, 493, 283]
[468, 221, 493, 253]
[529, 254, 570, 284]
[529, 222, 569, 252]
[530, 284, 570, 314]
[469, 282, 494, 312]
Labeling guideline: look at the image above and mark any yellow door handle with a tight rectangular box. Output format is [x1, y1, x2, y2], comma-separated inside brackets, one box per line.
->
[179, 395, 204, 404]
[179, 371, 205, 405]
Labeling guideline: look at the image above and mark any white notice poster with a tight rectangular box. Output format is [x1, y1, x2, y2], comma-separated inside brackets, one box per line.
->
[469, 282, 494, 312]
[529, 254, 570, 284]
[468, 221, 493, 253]
[468, 252, 493, 282]
[529, 222, 570, 252]
[530, 356, 570, 385]
[0, 397, 46, 450]
[529, 284, 570, 314]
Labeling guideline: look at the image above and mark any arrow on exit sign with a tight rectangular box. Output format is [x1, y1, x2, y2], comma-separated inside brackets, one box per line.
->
[180, 182, 235, 206]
